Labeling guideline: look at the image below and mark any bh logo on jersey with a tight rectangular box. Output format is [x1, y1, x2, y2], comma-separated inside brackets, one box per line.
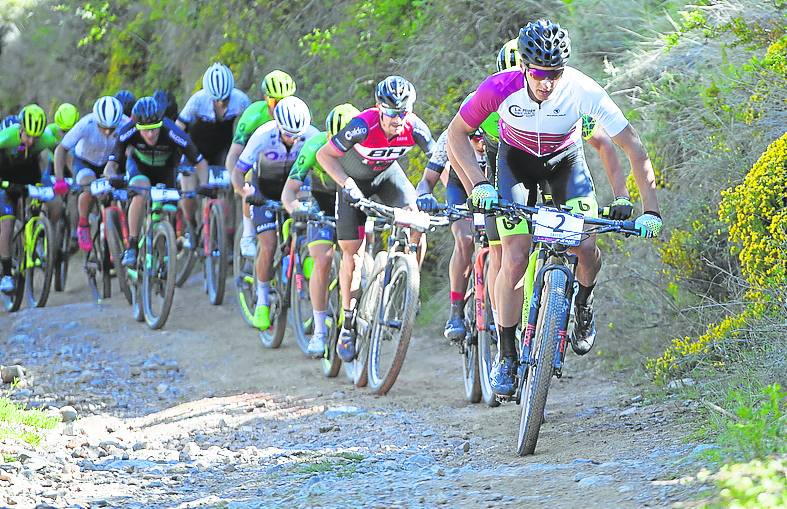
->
[367, 147, 409, 159]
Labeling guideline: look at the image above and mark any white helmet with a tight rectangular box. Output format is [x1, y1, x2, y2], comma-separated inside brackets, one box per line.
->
[202, 63, 234, 101]
[273, 96, 311, 136]
[93, 96, 124, 128]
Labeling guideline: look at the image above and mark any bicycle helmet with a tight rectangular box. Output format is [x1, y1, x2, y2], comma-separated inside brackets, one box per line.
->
[93, 96, 124, 128]
[496, 38, 522, 72]
[202, 63, 234, 101]
[262, 70, 296, 100]
[131, 96, 163, 128]
[273, 96, 311, 136]
[20, 104, 47, 137]
[518, 19, 571, 67]
[325, 103, 360, 137]
[153, 89, 179, 120]
[1, 115, 19, 130]
[54, 103, 80, 131]
[115, 89, 136, 117]
[375, 76, 416, 111]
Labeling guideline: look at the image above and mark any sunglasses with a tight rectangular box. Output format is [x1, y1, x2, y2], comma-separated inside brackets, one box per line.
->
[280, 129, 301, 139]
[380, 107, 409, 119]
[525, 65, 565, 81]
[136, 121, 163, 131]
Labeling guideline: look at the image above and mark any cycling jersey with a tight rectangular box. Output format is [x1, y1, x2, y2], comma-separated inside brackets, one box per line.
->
[288, 131, 336, 194]
[0, 124, 58, 185]
[460, 67, 628, 157]
[45, 123, 65, 144]
[232, 101, 273, 146]
[60, 113, 129, 168]
[110, 118, 202, 171]
[236, 120, 320, 183]
[329, 108, 435, 181]
[426, 130, 487, 187]
[178, 88, 250, 163]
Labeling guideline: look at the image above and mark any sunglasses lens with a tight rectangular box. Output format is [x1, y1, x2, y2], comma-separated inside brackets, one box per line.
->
[527, 67, 564, 80]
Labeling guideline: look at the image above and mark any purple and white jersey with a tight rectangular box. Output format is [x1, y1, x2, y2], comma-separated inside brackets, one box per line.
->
[236, 120, 320, 181]
[460, 67, 628, 157]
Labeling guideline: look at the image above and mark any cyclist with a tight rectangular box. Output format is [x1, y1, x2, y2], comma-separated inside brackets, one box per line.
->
[115, 90, 136, 118]
[231, 96, 319, 331]
[227, 70, 297, 258]
[448, 19, 662, 396]
[153, 89, 179, 121]
[1, 116, 19, 130]
[415, 120, 488, 342]
[103, 97, 208, 267]
[46, 103, 80, 143]
[53, 96, 127, 252]
[282, 103, 360, 356]
[0, 105, 58, 293]
[316, 75, 437, 363]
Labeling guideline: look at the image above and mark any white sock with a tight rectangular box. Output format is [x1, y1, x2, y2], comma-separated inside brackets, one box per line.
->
[491, 307, 499, 329]
[313, 310, 328, 335]
[243, 215, 254, 237]
[256, 280, 270, 307]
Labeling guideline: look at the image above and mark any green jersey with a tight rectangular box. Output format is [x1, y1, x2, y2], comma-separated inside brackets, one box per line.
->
[480, 112, 500, 141]
[0, 124, 58, 160]
[288, 131, 336, 194]
[232, 100, 273, 146]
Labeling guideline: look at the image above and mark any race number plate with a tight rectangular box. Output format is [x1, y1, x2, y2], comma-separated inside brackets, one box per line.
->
[150, 188, 180, 202]
[208, 168, 230, 186]
[532, 208, 584, 246]
[27, 186, 55, 201]
[473, 213, 485, 228]
[393, 208, 431, 230]
[90, 178, 112, 196]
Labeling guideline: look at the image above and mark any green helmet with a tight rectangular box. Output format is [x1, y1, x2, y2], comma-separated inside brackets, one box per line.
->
[262, 70, 296, 99]
[496, 38, 521, 72]
[325, 103, 360, 137]
[54, 103, 80, 131]
[20, 104, 47, 137]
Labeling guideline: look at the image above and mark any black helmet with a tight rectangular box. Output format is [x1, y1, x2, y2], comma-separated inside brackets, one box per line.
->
[115, 89, 136, 117]
[153, 89, 179, 120]
[374, 76, 416, 111]
[518, 19, 571, 67]
[131, 96, 163, 126]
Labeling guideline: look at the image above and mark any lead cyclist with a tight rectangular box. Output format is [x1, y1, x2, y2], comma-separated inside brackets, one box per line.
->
[448, 19, 663, 396]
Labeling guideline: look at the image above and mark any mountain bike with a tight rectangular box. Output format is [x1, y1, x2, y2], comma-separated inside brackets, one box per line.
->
[233, 197, 289, 348]
[0, 182, 56, 311]
[196, 166, 231, 305]
[53, 177, 77, 292]
[491, 200, 638, 455]
[345, 197, 448, 395]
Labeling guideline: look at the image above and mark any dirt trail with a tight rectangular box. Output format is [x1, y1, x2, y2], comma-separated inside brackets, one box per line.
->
[0, 267, 699, 508]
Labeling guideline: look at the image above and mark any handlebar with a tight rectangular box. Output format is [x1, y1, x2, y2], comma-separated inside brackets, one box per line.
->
[490, 199, 639, 236]
[350, 197, 449, 231]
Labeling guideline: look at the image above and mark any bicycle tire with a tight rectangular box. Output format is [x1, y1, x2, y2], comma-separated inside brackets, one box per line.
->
[367, 253, 419, 395]
[99, 232, 112, 300]
[204, 201, 227, 305]
[104, 208, 131, 304]
[24, 215, 55, 308]
[233, 227, 256, 327]
[2, 222, 25, 312]
[142, 220, 177, 329]
[289, 239, 314, 356]
[54, 220, 69, 292]
[342, 251, 374, 384]
[478, 257, 501, 407]
[258, 253, 288, 349]
[516, 268, 569, 456]
[174, 209, 197, 287]
[462, 276, 482, 403]
[321, 251, 343, 378]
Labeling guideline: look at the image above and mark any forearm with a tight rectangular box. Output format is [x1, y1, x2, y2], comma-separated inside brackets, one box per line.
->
[281, 180, 300, 214]
[195, 159, 208, 185]
[590, 133, 627, 197]
[53, 145, 67, 181]
[631, 156, 660, 213]
[231, 168, 246, 195]
[225, 143, 243, 172]
[415, 170, 440, 196]
[316, 147, 349, 187]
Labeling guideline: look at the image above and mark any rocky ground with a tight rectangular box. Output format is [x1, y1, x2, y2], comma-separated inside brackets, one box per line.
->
[0, 269, 709, 508]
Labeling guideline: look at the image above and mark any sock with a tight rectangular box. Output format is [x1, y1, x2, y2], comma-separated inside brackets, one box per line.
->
[78, 216, 89, 228]
[243, 216, 254, 237]
[449, 291, 463, 303]
[256, 280, 270, 307]
[342, 309, 355, 330]
[128, 237, 138, 250]
[1, 258, 11, 277]
[499, 325, 517, 359]
[576, 283, 595, 307]
[491, 307, 499, 328]
[450, 299, 464, 319]
[313, 310, 328, 335]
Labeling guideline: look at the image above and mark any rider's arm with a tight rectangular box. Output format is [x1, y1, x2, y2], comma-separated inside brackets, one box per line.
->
[176, 92, 198, 131]
[411, 115, 436, 158]
[316, 143, 349, 187]
[168, 122, 206, 185]
[281, 178, 301, 214]
[317, 116, 370, 188]
[416, 130, 448, 195]
[611, 125, 660, 214]
[225, 143, 244, 174]
[587, 129, 627, 198]
[447, 114, 485, 187]
[53, 145, 68, 181]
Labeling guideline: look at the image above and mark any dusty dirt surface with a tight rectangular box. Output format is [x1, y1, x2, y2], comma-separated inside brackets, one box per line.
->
[0, 267, 702, 508]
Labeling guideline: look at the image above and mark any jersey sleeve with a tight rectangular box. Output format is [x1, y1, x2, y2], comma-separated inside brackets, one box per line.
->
[108, 121, 135, 163]
[0, 125, 20, 150]
[232, 102, 264, 145]
[177, 93, 200, 125]
[289, 133, 326, 182]
[60, 116, 89, 151]
[411, 115, 436, 158]
[425, 130, 448, 173]
[329, 117, 369, 153]
[166, 121, 203, 164]
[581, 79, 628, 138]
[459, 74, 508, 129]
[236, 126, 266, 173]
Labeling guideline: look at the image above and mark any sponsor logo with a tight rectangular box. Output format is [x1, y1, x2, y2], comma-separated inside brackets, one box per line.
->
[264, 210, 273, 219]
[168, 131, 188, 146]
[265, 150, 280, 160]
[546, 108, 567, 118]
[367, 147, 410, 159]
[508, 105, 536, 118]
[344, 126, 367, 140]
[256, 222, 275, 233]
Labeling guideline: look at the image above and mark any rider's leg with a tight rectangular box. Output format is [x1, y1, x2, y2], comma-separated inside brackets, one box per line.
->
[488, 243, 502, 325]
[179, 172, 198, 241]
[122, 176, 150, 265]
[75, 168, 96, 252]
[0, 197, 13, 289]
[445, 218, 473, 340]
[308, 242, 333, 324]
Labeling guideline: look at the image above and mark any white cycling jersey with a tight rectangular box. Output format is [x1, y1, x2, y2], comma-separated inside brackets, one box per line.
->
[178, 89, 251, 125]
[235, 120, 320, 181]
[60, 113, 130, 167]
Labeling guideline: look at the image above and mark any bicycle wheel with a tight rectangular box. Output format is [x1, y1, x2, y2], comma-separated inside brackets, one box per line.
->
[478, 257, 501, 407]
[105, 208, 131, 304]
[2, 222, 25, 312]
[462, 276, 482, 403]
[24, 215, 55, 308]
[174, 209, 197, 287]
[344, 251, 379, 387]
[142, 221, 177, 329]
[289, 240, 314, 356]
[321, 251, 342, 378]
[516, 268, 570, 456]
[258, 255, 288, 349]
[367, 253, 419, 395]
[53, 220, 69, 292]
[204, 201, 227, 305]
[99, 229, 112, 300]
[233, 227, 256, 327]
